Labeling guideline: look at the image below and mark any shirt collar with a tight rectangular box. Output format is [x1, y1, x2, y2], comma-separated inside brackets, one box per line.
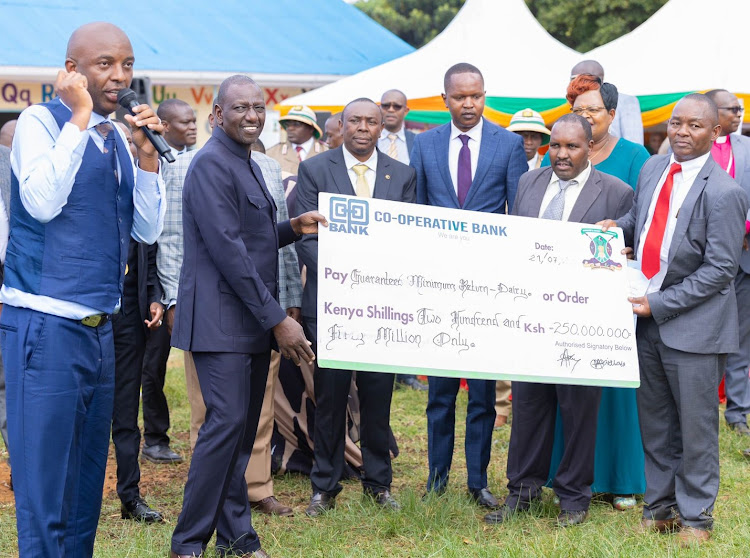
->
[715, 135, 730, 145]
[669, 152, 711, 176]
[212, 125, 251, 160]
[381, 126, 406, 142]
[343, 146, 378, 171]
[551, 161, 592, 188]
[293, 136, 315, 154]
[450, 118, 483, 142]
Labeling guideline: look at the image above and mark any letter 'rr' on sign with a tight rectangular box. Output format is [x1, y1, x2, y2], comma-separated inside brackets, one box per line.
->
[316, 193, 639, 388]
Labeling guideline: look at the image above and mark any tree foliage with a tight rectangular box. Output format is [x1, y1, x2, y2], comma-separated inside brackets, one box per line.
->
[355, 0, 466, 48]
[525, 0, 668, 52]
[356, 0, 667, 52]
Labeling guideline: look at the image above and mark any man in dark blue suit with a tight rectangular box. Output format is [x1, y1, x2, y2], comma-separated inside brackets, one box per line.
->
[169, 75, 325, 558]
[411, 62, 527, 507]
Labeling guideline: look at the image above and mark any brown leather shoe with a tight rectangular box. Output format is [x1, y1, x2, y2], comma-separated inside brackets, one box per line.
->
[250, 496, 293, 517]
[641, 517, 680, 533]
[169, 551, 201, 558]
[677, 527, 711, 547]
[240, 550, 270, 558]
[305, 492, 335, 517]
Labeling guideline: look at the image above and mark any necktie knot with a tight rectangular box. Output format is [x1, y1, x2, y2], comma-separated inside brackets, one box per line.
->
[388, 133, 398, 141]
[353, 164, 368, 177]
[459, 134, 470, 147]
[558, 179, 576, 193]
[95, 121, 114, 140]
[353, 164, 370, 198]
[668, 162, 682, 177]
[295, 145, 303, 152]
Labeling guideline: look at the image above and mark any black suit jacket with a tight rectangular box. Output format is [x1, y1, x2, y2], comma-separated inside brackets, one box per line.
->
[172, 126, 299, 353]
[295, 147, 417, 319]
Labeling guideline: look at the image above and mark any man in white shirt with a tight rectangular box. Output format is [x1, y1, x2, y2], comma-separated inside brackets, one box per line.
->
[378, 89, 415, 165]
[294, 98, 416, 516]
[600, 94, 749, 546]
[0, 22, 165, 558]
[156, 98, 197, 158]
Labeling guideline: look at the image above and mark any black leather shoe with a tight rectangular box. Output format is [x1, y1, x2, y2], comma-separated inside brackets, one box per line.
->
[397, 377, 428, 391]
[484, 504, 521, 524]
[169, 552, 200, 558]
[365, 489, 401, 510]
[121, 496, 163, 523]
[469, 487, 499, 509]
[557, 509, 588, 527]
[305, 492, 335, 517]
[240, 550, 270, 558]
[729, 422, 750, 436]
[142, 444, 183, 464]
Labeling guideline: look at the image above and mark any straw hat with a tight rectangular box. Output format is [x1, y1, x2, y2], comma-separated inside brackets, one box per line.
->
[506, 108, 551, 146]
[280, 105, 323, 139]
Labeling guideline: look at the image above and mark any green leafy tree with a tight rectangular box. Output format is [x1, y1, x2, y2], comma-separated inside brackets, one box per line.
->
[355, 0, 466, 48]
[525, 0, 668, 52]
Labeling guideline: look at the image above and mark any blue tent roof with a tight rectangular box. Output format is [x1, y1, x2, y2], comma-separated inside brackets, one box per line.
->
[0, 0, 414, 75]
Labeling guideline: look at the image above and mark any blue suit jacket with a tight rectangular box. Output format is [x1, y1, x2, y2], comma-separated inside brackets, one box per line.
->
[171, 126, 298, 354]
[410, 117, 527, 213]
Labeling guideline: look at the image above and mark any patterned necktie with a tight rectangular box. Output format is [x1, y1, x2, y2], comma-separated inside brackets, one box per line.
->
[295, 145, 303, 161]
[457, 134, 472, 207]
[387, 133, 398, 158]
[542, 179, 575, 220]
[95, 121, 118, 179]
[641, 162, 682, 279]
[353, 164, 370, 198]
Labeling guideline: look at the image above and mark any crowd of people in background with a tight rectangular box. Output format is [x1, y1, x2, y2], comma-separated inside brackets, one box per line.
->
[1, 21, 749, 558]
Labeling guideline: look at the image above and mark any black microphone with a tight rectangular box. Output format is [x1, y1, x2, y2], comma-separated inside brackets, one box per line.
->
[117, 88, 175, 163]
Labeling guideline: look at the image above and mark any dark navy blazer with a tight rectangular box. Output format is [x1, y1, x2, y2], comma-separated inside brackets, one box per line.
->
[172, 126, 298, 354]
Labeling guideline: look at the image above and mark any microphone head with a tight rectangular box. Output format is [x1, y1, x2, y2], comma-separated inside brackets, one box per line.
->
[117, 88, 139, 108]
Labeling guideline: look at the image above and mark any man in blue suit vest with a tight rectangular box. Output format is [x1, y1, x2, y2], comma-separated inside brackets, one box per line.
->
[411, 62, 527, 507]
[169, 75, 325, 558]
[0, 22, 165, 558]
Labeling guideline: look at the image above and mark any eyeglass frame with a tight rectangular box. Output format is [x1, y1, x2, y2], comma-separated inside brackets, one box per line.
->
[718, 106, 744, 115]
[380, 102, 405, 111]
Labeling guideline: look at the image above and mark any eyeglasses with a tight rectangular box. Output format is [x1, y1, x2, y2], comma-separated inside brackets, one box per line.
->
[381, 103, 404, 111]
[571, 106, 605, 116]
[718, 106, 744, 115]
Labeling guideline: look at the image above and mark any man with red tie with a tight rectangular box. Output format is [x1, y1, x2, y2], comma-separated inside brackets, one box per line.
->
[599, 94, 748, 547]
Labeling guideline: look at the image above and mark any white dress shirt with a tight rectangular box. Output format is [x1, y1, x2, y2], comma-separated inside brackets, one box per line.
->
[1, 102, 166, 318]
[343, 146, 377, 197]
[448, 119, 483, 195]
[538, 162, 591, 221]
[293, 137, 315, 161]
[637, 152, 710, 294]
[527, 152, 540, 171]
[378, 127, 409, 164]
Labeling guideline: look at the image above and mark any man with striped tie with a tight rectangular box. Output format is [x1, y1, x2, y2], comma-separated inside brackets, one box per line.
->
[378, 89, 415, 165]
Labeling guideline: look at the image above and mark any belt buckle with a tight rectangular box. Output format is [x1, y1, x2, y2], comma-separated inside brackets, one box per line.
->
[81, 314, 106, 328]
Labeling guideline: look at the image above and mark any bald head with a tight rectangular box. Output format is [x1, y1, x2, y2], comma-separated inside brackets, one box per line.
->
[668, 94, 720, 162]
[571, 60, 604, 80]
[64, 22, 134, 116]
[0, 119, 17, 148]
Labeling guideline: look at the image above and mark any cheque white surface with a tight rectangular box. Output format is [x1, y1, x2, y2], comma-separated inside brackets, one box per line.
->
[317, 193, 639, 388]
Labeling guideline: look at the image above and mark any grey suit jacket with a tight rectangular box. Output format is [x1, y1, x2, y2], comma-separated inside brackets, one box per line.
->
[618, 155, 749, 354]
[0, 145, 10, 220]
[511, 165, 633, 224]
[726, 134, 750, 274]
[295, 146, 417, 319]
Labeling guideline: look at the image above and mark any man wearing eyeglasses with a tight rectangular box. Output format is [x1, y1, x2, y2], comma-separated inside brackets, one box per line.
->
[378, 90, 415, 165]
[704, 89, 750, 439]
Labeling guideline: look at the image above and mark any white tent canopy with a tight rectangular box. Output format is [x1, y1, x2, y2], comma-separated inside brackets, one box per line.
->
[587, 0, 748, 96]
[281, 0, 583, 108]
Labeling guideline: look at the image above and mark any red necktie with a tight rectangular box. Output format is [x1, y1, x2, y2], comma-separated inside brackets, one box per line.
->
[295, 145, 303, 161]
[641, 162, 682, 279]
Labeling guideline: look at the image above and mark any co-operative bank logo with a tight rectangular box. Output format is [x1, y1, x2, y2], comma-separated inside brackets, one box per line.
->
[329, 197, 369, 235]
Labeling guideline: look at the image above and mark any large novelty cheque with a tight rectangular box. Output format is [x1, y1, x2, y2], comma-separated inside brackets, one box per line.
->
[317, 193, 639, 388]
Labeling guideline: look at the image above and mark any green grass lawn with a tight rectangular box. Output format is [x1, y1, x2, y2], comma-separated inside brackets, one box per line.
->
[1, 350, 749, 557]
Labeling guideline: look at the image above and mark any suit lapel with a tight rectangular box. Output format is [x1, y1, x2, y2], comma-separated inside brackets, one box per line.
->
[667, 160, 710, 264]
[568, 167, 602, 223]
[466, 119, 495, 207]
[634, 157, 670, 248]
[525, 167, 554, 217]
[434, 125, 459, 206]
[328, 148, 356, 196]
[373, 151, 392, 199]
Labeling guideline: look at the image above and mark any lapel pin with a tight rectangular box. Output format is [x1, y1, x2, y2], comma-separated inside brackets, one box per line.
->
[385, 174, 391, 180]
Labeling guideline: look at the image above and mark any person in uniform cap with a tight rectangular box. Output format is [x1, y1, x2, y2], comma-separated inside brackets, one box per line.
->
[506, 108, 551, 171]
[266, 105, 328, 179]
